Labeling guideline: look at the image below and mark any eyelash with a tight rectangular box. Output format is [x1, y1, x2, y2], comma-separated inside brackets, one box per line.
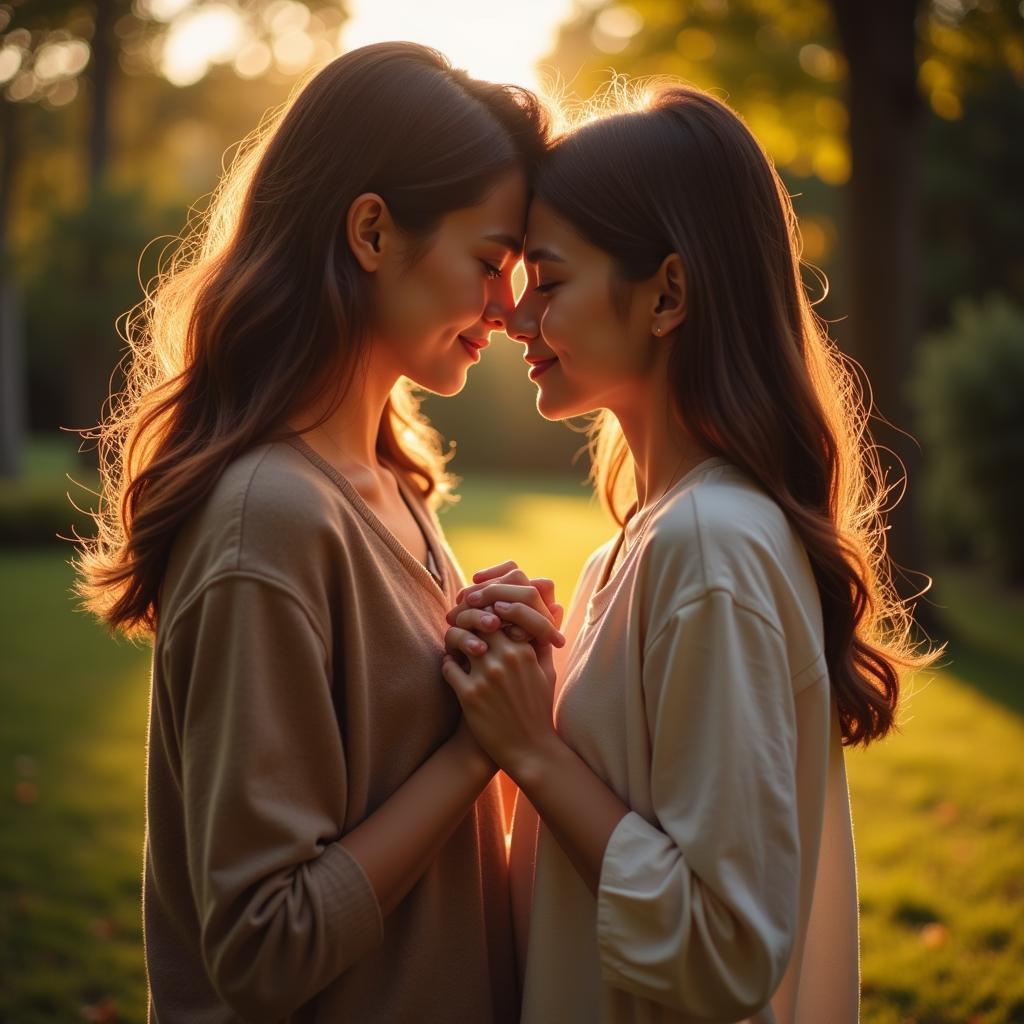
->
[481, 261, 502, 280]
[535, 281, 559, 294]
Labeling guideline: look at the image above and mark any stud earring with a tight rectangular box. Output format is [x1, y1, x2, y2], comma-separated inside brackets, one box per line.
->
[653, 325, 662, 335]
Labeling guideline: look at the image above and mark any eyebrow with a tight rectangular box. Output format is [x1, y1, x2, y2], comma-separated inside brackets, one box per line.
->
[525, 246, 566, 264]
[484, 233, 523, 253]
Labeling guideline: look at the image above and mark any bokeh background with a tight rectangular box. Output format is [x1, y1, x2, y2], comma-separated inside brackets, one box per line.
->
[2, 1, 1023, 1021]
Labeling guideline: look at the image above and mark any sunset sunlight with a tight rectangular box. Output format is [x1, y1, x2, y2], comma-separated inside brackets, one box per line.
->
[7, 2, 1024, 1021]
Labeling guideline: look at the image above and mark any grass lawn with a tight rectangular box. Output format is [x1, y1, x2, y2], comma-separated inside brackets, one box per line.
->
[1, 452, 1023, 1022]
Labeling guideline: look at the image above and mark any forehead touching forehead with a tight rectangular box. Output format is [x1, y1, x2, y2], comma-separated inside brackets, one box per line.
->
[524, 199, 589, 265]
[448, 168, 528, 247]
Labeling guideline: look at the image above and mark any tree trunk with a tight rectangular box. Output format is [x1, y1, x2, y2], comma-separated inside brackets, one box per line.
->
[89, 0, 114, 189]
[0, 97, 26, 478]
[70, 0, 117, 459]
[830, 0, 936, 627]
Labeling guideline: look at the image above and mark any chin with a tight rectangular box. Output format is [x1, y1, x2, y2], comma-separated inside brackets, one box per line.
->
[536, 387, 581, 422]
[421, 369, 469, 398]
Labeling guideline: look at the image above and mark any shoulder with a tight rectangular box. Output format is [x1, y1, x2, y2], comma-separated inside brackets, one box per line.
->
[197, 440, 346, 561]
[161, 441, 350, 622]
[663, 465, 792, 564]
[227, 440, 348, 552]
[640, 463, 820, 636]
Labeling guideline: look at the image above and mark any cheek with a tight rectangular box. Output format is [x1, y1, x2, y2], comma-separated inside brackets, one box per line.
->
[423, 250, 486, 324]
[546, 290, 624, 375]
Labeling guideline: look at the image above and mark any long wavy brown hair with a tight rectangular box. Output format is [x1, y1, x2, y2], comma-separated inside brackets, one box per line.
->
[73, 41, 548, 639]
[536, 82, 936, 746]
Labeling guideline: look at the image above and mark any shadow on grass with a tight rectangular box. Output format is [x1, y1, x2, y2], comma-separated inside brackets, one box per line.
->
[941, 633, 1024, 717]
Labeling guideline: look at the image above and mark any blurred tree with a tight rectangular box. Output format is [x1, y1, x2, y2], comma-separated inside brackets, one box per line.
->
[922, 65, 1024, 323]
[911, 295, 1024, 581]
[2, 0, 348, 473]
[546, 0, 1024, 607]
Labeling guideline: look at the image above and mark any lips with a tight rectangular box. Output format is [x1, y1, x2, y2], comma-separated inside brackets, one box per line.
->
[526, 354, 559, 380]
[459, 334, 488, 361]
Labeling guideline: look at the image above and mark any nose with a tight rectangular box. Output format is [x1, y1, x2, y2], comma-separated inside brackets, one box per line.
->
[506, 298, 539, 345]
[482, 298, 507, 332]
[482, 270, 518, 333]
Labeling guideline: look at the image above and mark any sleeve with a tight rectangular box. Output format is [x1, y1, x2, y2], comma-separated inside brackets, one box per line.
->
[164, 573, 383, 1022]
[596, 589, 800, 1019]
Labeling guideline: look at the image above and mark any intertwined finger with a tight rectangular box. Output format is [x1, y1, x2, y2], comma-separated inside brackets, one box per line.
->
[444, 625, 490, 660]
[463, 602, 564, 647]
[465, 583, 554, 625]
[455, 567, 530, 608]
[452, 607, 503, 634]
[471, 561, 521, 584]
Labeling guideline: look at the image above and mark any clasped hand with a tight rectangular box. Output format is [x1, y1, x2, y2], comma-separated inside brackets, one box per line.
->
[440, 562, 566, 783]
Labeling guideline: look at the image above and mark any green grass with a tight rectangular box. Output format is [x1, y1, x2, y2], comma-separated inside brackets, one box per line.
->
[1, 471, 1023, 1023]
[0, 552, 150, 1024]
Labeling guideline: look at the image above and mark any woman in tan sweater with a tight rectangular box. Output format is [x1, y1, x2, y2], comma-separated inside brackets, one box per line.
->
[442, 85, 937, 1022]
[74, 43, 559, 1022]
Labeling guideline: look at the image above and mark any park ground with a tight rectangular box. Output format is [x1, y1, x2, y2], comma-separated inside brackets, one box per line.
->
[1, 443, 1022, 1023]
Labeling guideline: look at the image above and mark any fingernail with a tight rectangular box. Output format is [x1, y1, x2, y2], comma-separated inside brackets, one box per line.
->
[471, 640, 487, 653]
[494, 601, 511, 611]
[467, 592, 482, 605]
[481, 613, 498, 627]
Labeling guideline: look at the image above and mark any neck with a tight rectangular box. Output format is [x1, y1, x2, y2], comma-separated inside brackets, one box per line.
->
[612, 374, 714, 512]
[290, 352, 398, 472]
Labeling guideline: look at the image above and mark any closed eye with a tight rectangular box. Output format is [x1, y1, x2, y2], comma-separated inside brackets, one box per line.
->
[481, 260, 503, 280]
[535, 281, 560, 294]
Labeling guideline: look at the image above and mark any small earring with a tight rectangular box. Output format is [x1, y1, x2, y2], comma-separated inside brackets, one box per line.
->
[653, 325, 662, 335]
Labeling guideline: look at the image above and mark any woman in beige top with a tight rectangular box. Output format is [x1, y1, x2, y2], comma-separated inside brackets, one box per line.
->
[73, 43, 558, 1022]
[442, 85, 937, 1023]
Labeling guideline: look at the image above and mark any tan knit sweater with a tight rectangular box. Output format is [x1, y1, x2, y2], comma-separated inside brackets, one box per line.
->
[143, 437, 517, 1023]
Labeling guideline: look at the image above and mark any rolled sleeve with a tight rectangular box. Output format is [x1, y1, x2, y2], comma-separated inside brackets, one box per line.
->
[596, 589, 800, 1019]
[165, 573, 383, 1021]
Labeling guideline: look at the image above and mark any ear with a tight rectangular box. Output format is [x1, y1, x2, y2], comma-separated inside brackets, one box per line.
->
[346, 193, 394, 273]
[650, 253, 687, 337]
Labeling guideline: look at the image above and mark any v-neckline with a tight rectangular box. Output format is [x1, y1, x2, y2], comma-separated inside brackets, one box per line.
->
[286, 436, 450, 609]
[587, 456, 730, 622]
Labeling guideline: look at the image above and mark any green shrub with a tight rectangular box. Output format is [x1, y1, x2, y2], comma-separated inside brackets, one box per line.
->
[0, 478, 97, 547]
[0, 436, 97, 547]
[911, 294, 1024, 581]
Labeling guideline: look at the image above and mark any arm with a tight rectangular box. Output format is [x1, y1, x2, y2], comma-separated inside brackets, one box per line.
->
[443, 563, 566, 836]
[169, 574, 496, 1022]
[592, 592, 800, 1017]
[442, 591, 801, 1019]
[341, 717, 495, 916]
[440, 630, 627, 895]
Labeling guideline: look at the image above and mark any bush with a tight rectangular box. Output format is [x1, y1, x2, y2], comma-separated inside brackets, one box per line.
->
[0, 436, 97, 547]
[911, 294, 1024, 581]
[0, 482, 96, 546]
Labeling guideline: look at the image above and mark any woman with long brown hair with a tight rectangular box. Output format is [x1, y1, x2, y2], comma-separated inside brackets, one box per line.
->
[74, 42, 553, 1022]
[441, 83, 937, 1022]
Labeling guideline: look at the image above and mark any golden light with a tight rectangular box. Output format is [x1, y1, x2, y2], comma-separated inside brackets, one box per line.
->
[157, 0, 579, 95]
[161, 3, 246, 86]
[339, 0, 578, 91]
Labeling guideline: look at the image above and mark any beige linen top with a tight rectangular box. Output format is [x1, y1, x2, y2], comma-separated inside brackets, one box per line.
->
[509, 458, 860, 1023]
[143, 437, 517, 1023]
